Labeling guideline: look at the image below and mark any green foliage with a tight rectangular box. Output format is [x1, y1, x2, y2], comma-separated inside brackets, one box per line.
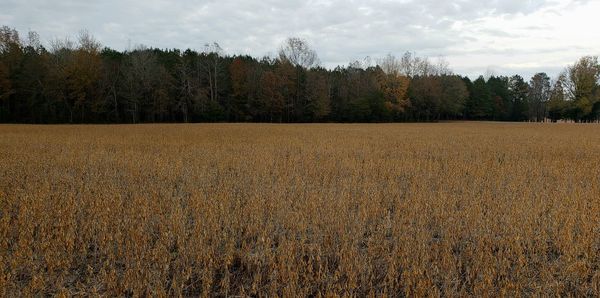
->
[467, 76, 493, 119]
[487, 76, 511, 120]
[509, 75, 529, 121]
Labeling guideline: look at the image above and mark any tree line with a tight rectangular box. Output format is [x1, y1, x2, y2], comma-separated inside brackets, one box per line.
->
[1, 26, 599, 123]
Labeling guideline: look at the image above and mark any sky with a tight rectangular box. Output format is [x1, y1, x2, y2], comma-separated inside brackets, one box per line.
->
[2, 0, 600, 79]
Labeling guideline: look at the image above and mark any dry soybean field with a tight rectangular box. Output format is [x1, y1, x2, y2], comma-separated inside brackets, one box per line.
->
[1, 123, 600, 296]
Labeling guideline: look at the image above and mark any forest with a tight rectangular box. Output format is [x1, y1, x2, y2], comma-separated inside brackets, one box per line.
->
[1, 26, 599, 124]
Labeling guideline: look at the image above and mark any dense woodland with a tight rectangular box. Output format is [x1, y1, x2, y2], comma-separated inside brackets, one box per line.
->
[1, 26, 599, 123]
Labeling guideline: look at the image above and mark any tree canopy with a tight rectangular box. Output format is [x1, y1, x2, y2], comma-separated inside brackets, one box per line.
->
[1, 26, 599, 123]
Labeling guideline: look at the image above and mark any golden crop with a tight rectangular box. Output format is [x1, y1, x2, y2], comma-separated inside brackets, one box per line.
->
[1, 123, 599, 296]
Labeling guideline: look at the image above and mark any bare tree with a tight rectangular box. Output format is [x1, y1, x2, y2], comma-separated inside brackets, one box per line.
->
[0, 26, 20, 55]
[399, 52, 442, 77]
[348, 57, 373, 70]
[378, 54, 401, 76]
[25, 31, 43, 53]
[175, 53, 203, 123]
[278, 37, 320, 121]
[433, 56, 452, 76]
[400, 52, 417, 77]
[278, 37, 320, 69]
[78, 30, 101, 53]
[201, 42, 224, 104]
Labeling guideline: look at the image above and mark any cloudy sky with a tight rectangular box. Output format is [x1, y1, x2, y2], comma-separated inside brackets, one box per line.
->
[2, 0, 599, 78]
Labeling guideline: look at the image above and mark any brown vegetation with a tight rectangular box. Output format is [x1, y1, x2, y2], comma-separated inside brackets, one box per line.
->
[1, 123, 599, 296]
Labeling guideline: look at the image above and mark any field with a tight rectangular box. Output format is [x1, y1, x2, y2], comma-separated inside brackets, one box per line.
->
[1, 123, 600, 296]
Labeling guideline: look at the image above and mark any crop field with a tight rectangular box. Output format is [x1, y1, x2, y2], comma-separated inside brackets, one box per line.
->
[1, 123, 600, 296]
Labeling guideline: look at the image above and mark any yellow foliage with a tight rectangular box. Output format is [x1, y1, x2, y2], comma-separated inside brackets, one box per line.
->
[378, 73, 410, 112]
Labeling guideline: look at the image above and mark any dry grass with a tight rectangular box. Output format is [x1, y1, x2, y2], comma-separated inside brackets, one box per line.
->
[1, 123, 600, 296]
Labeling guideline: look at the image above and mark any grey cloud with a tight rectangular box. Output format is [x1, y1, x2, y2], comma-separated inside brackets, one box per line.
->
[0, 0, 592, 77]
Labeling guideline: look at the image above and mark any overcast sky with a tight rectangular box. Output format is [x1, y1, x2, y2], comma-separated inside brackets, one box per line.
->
[2, 0, 599, 79]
